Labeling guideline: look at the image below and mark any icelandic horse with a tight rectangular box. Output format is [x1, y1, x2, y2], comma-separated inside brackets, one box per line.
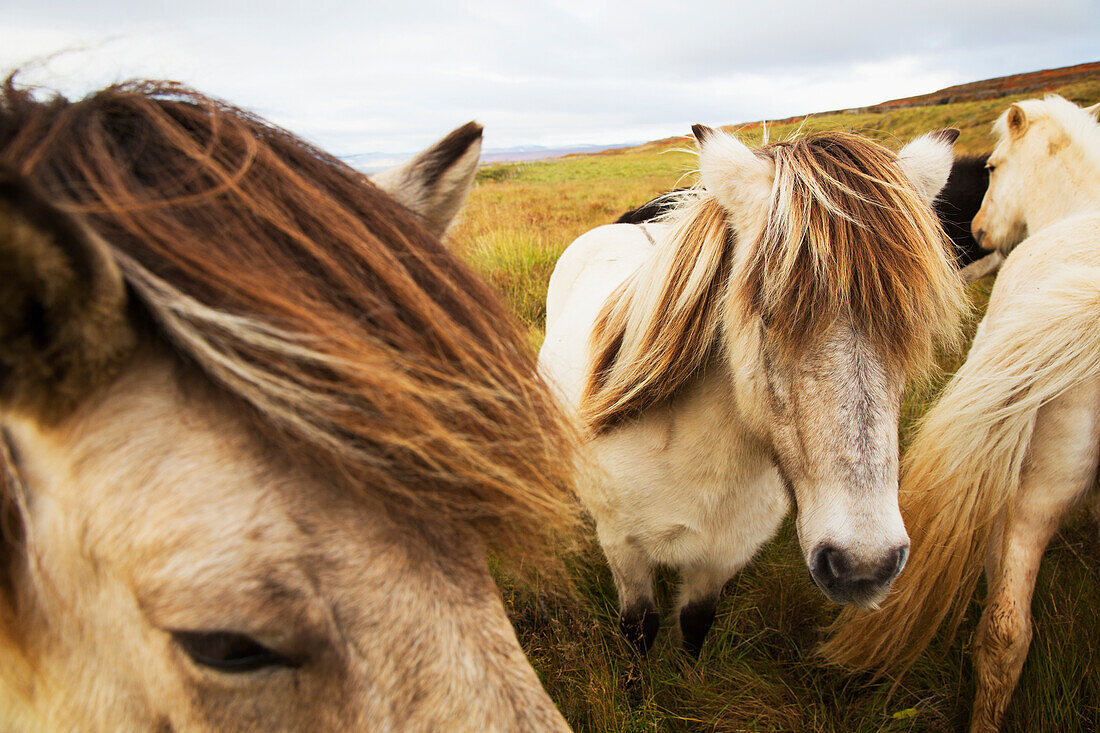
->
[539, 125, 966, 656]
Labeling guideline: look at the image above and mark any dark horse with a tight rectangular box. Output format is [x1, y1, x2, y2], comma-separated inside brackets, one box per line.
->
[617, 154, 990, 268]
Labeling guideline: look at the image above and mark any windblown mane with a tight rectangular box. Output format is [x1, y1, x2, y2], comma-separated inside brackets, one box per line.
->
[582, 132, 964, 434]
[0, 79, 578, 568]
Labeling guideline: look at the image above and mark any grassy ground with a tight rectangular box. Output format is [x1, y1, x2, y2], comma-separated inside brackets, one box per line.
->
[450, 79, 1100, 732]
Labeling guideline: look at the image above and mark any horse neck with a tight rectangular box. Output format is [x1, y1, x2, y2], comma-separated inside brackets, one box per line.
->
[1025, 140, 1100, 231]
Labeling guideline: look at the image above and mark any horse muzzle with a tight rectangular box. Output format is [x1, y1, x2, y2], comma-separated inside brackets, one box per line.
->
[808, 543, 909, 607]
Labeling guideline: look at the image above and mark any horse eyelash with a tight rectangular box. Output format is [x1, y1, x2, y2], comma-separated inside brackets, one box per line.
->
[171, 630, 300, 673]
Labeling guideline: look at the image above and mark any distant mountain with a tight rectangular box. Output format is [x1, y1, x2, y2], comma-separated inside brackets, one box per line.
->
[478, 143, 637, 164]
[343, 142, 637, 174]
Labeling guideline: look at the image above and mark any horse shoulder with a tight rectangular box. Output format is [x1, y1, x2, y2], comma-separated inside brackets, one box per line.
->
[545, 224, 662, 327]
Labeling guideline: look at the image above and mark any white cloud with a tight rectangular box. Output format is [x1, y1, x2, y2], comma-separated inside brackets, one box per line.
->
[2, 1, 1097, 154]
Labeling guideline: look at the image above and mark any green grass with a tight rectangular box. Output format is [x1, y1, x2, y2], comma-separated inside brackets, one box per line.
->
[457, 78, 1100, 732]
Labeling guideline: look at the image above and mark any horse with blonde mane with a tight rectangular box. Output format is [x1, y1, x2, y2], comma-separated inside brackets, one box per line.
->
[0, 79, 579, 731]
[539, 125, 966, 656]
[823, 95, 1100, 732]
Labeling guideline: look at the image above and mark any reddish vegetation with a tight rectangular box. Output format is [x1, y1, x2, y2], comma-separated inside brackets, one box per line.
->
[860, 61, 1100, 112]
[766, 62, 1100, 128]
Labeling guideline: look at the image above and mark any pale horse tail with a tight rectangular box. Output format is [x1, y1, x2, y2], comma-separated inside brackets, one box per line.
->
[820, 265, 1100, 675]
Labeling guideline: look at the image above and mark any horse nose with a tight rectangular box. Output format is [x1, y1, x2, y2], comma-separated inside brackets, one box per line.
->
[974, 228, 986, 246]
[809, 544, 909, 605]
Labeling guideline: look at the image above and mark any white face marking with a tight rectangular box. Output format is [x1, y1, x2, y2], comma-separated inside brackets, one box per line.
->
[760, 322, 909, 607]
[972, 140, 1029, 253]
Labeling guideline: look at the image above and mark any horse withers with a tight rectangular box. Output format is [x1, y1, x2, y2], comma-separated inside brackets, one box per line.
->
[824, 95, 1100, 733]
[0, 81, 578, 731]
[540, 125, 966, 656]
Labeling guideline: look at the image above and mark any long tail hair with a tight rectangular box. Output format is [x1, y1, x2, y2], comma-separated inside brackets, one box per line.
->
[821, 265, 1100, 674]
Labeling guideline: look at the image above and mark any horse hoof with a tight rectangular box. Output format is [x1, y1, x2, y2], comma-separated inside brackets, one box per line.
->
[619, 601, 659, 654]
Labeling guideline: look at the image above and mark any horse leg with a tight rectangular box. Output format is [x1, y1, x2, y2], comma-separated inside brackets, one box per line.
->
[970, 386, 1100, 733]
[673, 564, 731, 657]
[600, 533, 659, 654]
[983, 510, 1005, 583]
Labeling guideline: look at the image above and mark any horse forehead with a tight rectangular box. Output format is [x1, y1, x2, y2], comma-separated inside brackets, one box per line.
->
[782, 324, 891, 380]
[25, 356, 380, 585]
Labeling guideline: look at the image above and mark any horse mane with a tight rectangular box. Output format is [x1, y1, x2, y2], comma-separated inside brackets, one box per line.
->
[994, 95, 1100, 172]
[821, 264, 1100, 675]
[0, 78, 578, 570]
[582, 132, 965, 434]
[582, 192, 731, 432]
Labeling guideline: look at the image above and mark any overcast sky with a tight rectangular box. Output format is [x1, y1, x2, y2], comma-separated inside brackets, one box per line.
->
[3, 1, 1098, 156]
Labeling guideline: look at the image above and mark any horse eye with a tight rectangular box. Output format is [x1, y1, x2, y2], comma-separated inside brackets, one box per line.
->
[985, 162, 996, 172]
[171, 630, 298, 673]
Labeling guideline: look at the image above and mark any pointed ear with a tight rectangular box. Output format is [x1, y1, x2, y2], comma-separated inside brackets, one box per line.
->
[1005, 104, 1028, 139]
[370, 121, 483, 238]
[897, 128, 958, 204]
[694, 125, 774, 214]
[691, 124, 716, 144]
[1084, 101, 1100, 120]
[0, 167, 136, 423]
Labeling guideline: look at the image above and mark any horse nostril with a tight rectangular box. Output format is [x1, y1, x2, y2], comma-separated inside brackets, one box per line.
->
[811, 545, 846, 587]
[889, 545, 909, 583]
[811, 544, 907, 597]
[974, 228, 986, 245]
[896, 545, 909, 573]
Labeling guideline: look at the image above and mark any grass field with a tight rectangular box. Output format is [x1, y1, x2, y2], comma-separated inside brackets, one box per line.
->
[450, 78, 1100, 732]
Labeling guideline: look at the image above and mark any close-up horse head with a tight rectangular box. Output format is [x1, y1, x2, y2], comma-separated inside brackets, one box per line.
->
[0, 80, 577, 731]
[692, 126, 966, 607]
[972, 95, 1100, 254]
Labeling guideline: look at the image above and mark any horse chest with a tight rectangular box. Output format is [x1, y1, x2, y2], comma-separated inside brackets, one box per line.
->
[587, 380, 789, 567]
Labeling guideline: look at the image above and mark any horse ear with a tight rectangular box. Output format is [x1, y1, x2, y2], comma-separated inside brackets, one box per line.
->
[694, 125, 774, 214]
[0, 167, 136, 423]
[897, 128, 958, 204]
[1084, 102, 1100, 120]
[370, 121, 483, 238]
[1006, 104, 1028, 138]
[691, 124, 716, 144]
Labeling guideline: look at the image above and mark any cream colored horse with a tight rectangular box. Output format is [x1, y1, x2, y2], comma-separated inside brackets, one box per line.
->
[540, 127, 966, 656]
[0, 81, 577, 731]
[823, 96, 1100, 732]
